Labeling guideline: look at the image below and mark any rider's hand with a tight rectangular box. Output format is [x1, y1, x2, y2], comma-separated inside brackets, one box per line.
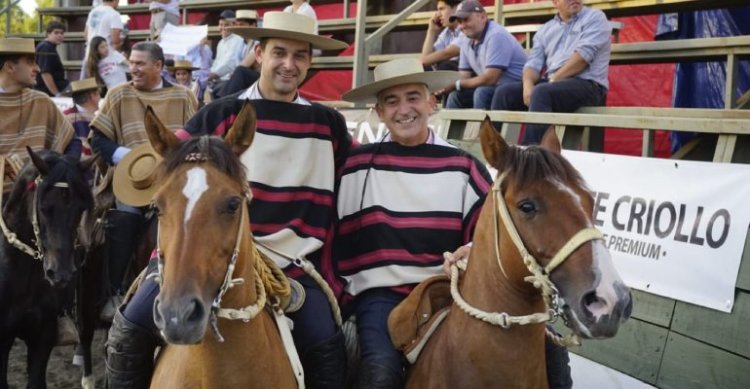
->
[443, 244, 471, 276]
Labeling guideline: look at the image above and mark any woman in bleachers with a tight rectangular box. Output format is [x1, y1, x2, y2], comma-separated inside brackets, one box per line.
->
[86, 36, 129, 94]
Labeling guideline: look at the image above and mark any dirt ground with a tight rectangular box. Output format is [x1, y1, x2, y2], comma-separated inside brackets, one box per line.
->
[6, 329, 107, 389]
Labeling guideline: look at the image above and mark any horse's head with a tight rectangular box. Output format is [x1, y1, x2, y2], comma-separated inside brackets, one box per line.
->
[147, 103, 257, 344]
[479, 119, 631, 339]
[4, 148, 95, 287]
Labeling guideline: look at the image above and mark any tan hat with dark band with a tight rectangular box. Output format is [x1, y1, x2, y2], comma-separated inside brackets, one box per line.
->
[113, 143, 163, 207]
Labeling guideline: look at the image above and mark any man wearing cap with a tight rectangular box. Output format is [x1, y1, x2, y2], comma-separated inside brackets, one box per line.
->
[218, 9, 262, 98]
[0, 38, 76, 178]
[338, 57, 492, 388]
[62, 78, 101, 158]
[146, 0, 180, 41]
[420, 0, 464, 72]
[208, 9, 245, 95]
[491, 0, 611, 145]
[89, 41, 197, 330]
[441, 0, 527, 110]
[104, 12, 350, 389]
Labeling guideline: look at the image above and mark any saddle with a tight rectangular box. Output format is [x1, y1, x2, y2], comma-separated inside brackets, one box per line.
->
[388, 275, 452, 364]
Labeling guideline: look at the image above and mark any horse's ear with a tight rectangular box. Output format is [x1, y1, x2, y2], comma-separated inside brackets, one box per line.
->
[144, 106, 180, 157]
[540, 126, 561, 154]
[224, 100, 256, 156]
[78, 153, 99, 172]
[479, 116, 508, 170]
[26, 146, 49, 176]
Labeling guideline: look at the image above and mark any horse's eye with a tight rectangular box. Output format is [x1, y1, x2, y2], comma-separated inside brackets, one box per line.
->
[225, 197, 242, 214]
[517, 200, 537, 215]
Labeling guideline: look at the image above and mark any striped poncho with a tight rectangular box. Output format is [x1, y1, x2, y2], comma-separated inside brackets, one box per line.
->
[185, 96, 353, 278]
[90, 81, 198, 149]
[333, 135, 492, 298]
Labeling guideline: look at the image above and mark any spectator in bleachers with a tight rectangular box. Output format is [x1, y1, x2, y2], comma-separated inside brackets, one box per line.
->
[181, 36, 212, 104]
[284, 0, 321, 56]
[171, 59, 205, 101]
[208, 10, 245, 95]
[35, 21, 69, 97]
[421, 0, 464, 72]
[147, 0, 180, 40]
[84, 0, 123, 53]
[0, 38, 76, 176]
[62, 78, 101, 158]
[219, 10, 261, 98]
[90, 42, 197, 330]
[490, 0, 611, 145]
[86, 36, 128, 94]
[442, 0, 526, 110]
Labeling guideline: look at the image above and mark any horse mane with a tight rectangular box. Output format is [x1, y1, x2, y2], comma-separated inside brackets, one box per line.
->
[502, 145, 586, 191]
[160, 136, 247, 185]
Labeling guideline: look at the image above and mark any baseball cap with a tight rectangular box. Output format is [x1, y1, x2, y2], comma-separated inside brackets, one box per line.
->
[219, 9, 236, 20]
[449, 0, 485, 22]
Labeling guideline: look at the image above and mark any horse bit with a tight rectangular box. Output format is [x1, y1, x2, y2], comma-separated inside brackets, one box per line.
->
[448, 171, 603, 345]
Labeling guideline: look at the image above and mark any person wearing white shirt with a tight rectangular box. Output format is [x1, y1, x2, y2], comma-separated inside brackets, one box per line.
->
[84, 0, 123, 52]
[209, 10, 245, 96]
[147, 0, 180, 40]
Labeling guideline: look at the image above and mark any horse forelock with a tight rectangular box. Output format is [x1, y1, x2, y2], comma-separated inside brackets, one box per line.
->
[38, 154, 94, 208]
[160, 136, 247, 186]
[502, 146, 586, 193]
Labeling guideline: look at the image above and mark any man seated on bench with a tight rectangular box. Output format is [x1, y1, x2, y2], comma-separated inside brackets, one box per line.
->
[490, 0, 611, 145]
[336, 58, 572, 389]
[441, 0, 526, 110]
[420, 0, 464, 72]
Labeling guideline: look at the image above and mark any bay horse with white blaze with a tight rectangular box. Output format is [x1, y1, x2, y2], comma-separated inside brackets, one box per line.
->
[0, 148, 94, 389]
[396, 120, 632, 388]
[142, 104, 298, 388]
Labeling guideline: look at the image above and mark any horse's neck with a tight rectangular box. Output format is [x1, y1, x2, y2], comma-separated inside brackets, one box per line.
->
[3, 193, 35, 252]
[219, 237, 260, 310]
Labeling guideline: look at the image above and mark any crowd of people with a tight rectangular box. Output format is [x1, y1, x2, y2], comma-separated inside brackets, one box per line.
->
[0, 0, 618, 388]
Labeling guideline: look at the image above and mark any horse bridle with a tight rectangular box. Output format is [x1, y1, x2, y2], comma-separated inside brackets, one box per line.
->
[0, 157, 69, 261]
[147, 164, 266, 343]
[449, 171, 603, 336]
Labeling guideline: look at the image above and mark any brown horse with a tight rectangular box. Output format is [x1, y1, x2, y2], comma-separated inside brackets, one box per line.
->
[399, 120, 632, 388]
[142, 104, 298, 388]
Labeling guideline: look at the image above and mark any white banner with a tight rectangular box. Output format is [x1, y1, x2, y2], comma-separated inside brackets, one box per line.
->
[158, 24, 208, 57]
[563, 150, 750, 312]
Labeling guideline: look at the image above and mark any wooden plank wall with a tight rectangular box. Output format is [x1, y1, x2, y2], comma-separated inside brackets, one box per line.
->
[440, 113, 750, 389]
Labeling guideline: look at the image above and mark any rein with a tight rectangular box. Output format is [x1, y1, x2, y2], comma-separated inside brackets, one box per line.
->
[0, 157, 69, 261]
[449, 171, 603, 346]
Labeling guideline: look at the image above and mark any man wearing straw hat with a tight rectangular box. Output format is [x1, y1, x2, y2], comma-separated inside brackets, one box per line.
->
[0, 38, 76, 179]
[337, 58, 573, 388]
[89, 41, 197, 327]
[62, 78, 102, 157]
[105, 12, 351, 389]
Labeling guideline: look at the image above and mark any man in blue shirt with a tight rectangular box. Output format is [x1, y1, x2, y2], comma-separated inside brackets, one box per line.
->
[491, 0, 611, 145]
[443, 0, 527, 110]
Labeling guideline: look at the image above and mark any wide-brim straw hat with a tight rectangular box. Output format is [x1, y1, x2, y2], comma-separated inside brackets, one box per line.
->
[113, 143, 163, 207]
[171, 60, 198, 71]
[0, 38, 36, 55]
[236, 9, 258, 21]
[342, 58, 459, 104]
[62, 78, 102, 96]
[228, 11, 348, 51]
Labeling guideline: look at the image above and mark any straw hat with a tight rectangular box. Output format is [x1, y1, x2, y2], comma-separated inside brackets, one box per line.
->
[171, 60, 198, 71]
[64, 78, 101, 96]
[113, 143, 163, 207]
[228, 11, 348, 51]
[0, 38, 36, 55]
[342, 58, 459, 104]
[236, 9, 258, 21]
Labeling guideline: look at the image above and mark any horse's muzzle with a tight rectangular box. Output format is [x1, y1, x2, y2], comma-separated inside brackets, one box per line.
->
[153, 296, 209, 344]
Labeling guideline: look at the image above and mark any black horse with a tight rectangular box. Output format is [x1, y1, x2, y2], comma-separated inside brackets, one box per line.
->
[0, 148, 94, 389]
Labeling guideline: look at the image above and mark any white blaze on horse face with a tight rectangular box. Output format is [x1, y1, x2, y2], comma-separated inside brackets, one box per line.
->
[550, 178, 586, 219]
[588, 241, 624, 321]
[182, 167, 209, 226]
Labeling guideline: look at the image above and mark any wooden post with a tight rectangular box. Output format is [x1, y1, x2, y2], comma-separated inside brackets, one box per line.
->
[352, 0, 369, 96]
[495, 0, 504, 25]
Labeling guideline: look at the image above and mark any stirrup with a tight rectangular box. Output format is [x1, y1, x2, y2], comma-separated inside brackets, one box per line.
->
[56, 315, 79, 346]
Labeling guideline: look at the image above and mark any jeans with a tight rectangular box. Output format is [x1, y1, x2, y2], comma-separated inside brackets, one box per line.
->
[446, 85, 496, 110]
[491, 78, 607, 145]
[354, 289, 405, 376]
[123, 260, 339, 351]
